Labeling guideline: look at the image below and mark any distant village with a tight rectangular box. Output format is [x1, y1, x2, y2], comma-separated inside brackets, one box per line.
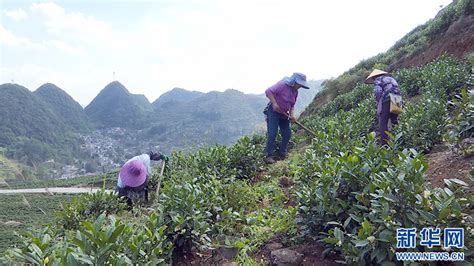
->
[46, 127, 161, 179]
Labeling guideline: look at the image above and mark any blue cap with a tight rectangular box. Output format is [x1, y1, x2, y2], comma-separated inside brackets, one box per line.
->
[285, 72, 310, 89]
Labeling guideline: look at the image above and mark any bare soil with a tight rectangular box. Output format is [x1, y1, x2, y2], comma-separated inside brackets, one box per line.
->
[250, 170, 267, 184]
[424, 144, 473, 193]
[172, 246, 213, 266]
[392, 13, 474, 69]
[280, 176, 296, 208]
[254, 234, 343, 266]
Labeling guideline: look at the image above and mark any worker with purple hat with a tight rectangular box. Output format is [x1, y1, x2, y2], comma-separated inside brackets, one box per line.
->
[116, 151, 169, 206]
[264, 72, 311, 164]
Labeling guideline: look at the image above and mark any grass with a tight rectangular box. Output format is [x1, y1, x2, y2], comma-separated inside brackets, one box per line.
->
[0, 194, 73, 254]
[0, 170, 119, 256]
[0, 153, 25, 184]
[0, 171, 118, 255]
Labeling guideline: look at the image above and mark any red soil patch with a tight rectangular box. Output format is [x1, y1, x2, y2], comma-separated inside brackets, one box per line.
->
[424, 144, 473, 193]
[254, 234, 343, 266]
[279, 176, 296, 207]
[295, 244, 344, 266]
[172, 246, 213, 266]
[301, 89, 336, 117]
[250, 170, 267, 184]
[392, 13, 474, 69]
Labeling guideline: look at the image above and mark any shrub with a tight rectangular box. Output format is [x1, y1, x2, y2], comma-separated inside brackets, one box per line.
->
[444, 88, 474, 155]
[228, 136, 265, 179]
[296, 135, 471, 264]
[159, 172, 260, 250]
[394, 67, 425, 97]
[419, 55, 470, 96]
[394, 91, 447, 152]
[160, 174, 215, 250]
[56, 190, 128, 230]
[3, 213, 173, 265]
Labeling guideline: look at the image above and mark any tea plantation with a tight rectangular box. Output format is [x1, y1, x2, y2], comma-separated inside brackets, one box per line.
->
[1, 0, 473, 262]
[0, 194, 73, 254]
[0, 173, 118, 255]
[1, 54, 471, 265]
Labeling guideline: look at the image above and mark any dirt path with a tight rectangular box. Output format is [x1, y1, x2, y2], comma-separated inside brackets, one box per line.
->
[0, 187, 110, 194]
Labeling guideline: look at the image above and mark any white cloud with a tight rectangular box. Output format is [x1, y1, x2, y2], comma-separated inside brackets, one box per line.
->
[30, 2, 63, 18]
[1, 63, 58, 89]
[4, 8, 28, 21]
[30, 2, 119, 48]
[0, 24, 18, 46]
[0, 23, 85, 55]
[50, 39, 87, 56]
[0, 24, 48, 51]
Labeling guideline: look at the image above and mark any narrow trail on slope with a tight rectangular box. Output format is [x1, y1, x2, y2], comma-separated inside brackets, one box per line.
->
[0, 187, 110, 194]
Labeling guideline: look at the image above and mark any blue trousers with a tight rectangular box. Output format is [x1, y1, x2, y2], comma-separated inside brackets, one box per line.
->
[265, 106, 291, 157]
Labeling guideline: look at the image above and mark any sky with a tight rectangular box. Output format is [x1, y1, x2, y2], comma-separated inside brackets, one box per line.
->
[0, 0, 452, 106]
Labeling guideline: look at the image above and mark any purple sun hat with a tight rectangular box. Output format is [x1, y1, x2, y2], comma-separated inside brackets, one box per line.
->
[119, 160, 147, 188]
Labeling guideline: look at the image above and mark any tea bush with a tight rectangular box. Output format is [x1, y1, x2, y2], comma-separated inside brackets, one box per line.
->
[394, 67, 424, 97]
[2, 213, 173, 265]
[159, 175, 215, 250]
[148, 134, 266, 253]
[419, 55, 471, 95]
[57, 190, 128, 230]
[164, 134, 265, 181]
[444, 88, 474, 155]
[312, 83, 373, 119]
[307, 55, 470, 121]
[296, 134, 471, 264]
[293, 56, 472, 264]
[228, 136, 265, 179]
[159, 172, 261, 251]
[393, 91, 447, 152]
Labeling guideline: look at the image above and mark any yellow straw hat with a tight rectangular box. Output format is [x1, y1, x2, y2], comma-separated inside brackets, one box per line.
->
[365, 69, 388, 84]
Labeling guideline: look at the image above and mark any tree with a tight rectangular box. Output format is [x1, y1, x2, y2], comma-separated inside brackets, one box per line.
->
[85, 160, 99, 173]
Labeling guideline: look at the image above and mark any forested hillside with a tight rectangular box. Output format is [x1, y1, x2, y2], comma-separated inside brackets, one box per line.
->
[150, 89, 268, 146]
[152, 87, 204, 107]
[84, 81, 152, 129]
[0, 84, 82, 165]
[34, 83, 89, 131]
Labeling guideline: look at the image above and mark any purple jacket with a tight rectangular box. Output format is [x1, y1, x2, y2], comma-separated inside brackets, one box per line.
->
[265, 79, 298, 114]
[374, 75, 401, 114]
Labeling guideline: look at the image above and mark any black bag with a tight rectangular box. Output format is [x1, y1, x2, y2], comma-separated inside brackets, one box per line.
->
[263, 102, 271, 116]
[263, 102, 272, 123]
[117, 179, 149, 207]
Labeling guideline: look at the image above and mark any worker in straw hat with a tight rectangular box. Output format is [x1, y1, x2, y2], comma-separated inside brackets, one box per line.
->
[263, 72, 310, 164]
[365, 69, 402, 145]
[116, 151, 169, 207]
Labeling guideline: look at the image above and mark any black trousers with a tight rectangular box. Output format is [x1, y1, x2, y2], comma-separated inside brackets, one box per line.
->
[117, 185, 148, 207]
[378, 100, 398, 145]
